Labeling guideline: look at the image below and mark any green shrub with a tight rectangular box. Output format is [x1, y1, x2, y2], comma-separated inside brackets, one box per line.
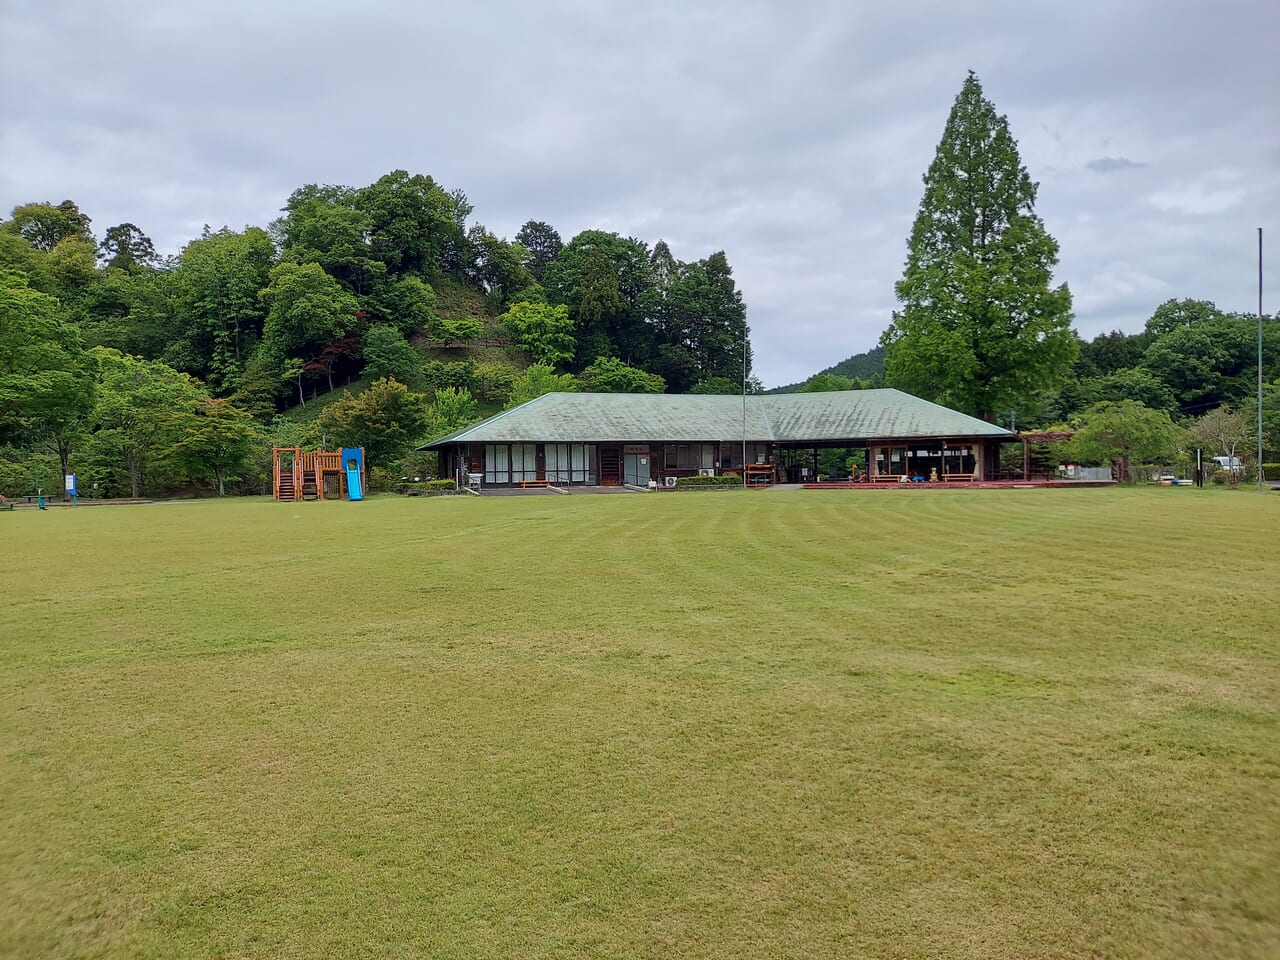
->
[675, 474, 745, 488]
[1262, 463, 1280, 481]
[399, 478, 458, 496]
[472, 363, 515, 404]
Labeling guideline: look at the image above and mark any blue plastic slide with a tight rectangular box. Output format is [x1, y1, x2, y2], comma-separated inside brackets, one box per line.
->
[346, 468, 363, 501]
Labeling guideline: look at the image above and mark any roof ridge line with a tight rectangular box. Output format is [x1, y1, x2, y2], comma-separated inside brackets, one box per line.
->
[757, 393, 777, 442]
[418, 391, 560, 448]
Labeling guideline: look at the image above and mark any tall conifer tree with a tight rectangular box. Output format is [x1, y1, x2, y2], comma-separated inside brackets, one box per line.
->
[881, 72, 1076, 421]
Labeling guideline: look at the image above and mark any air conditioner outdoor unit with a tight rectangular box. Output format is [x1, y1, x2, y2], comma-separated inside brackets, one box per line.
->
[664, 476, 678, 488]
[699, 468, 715, 477]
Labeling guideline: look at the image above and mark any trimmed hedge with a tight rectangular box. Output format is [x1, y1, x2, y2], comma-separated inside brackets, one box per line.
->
[426, 478, 457, 491]
[675, 474, 744, 488]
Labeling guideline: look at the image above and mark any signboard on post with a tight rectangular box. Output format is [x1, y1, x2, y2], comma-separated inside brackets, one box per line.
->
[65, 474, 77, 504]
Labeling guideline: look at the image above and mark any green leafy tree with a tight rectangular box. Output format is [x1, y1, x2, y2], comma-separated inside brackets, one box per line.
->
[0, 270, 98, 477]
[689, 376, 741, 395]
[2, 201, 93, 252]
[506, 363, 579, 407]
[579, 356, 665, 394]
[515, 220, 563, 281]
[1075, 330, 1147, 378]
[881, 72, 1076, 421]
[318, 377, 429, 466]
[798, 373, 857, 393]
[671, 252, 752, 391]
[423, 386, 480, 439]
[82, 265, 179, 358]
[274, 186, 385, 295]
[1090, 367, 1176, 412]
[1140, 316, 1256, 411]
[435, 315, 484, 342]
[544, 230, 652, 368]
[366, 275, 437, 334]
[355, 170, 469, 279]
[172, 226, 275, 391]
[1144, 299, 1222, 338]
[467, 227, 532, 304]
[89, 348, 204, 497]
[471, 363, 515, 405]
[46, 235, 101, 315]
[163, 397, 261, 495]
[1239, 379, 1280, 460]
[1067, 400, 1184, 483]
[1, 271, 86, 430]
[500, 300, 575, 365]
[0, 230, 57, 294]
[258, 262, 358, 391]
[362, 323, 421, 385]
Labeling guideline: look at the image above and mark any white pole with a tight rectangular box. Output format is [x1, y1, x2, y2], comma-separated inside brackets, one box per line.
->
[1258, 227, 1265, 489]
[741, 333, 748, 488]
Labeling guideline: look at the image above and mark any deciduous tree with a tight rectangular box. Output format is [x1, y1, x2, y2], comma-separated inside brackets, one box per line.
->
[318, 377, 430, 466]
[506, 363, 579, 407]
[579, 356, 665, 394]
[423, 387, 480, 439]
[163, 397, 261, 495]
[500, 300, 575, 366]
[0, 271, 98, 482]
[1067, 400, 1183, 483]
[89, 348, 204, 497]
[362, 324, 421, 385]
[172, 226, 275, 391]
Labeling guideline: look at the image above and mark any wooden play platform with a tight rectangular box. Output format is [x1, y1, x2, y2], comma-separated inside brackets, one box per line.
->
[272, 447, 366, 501]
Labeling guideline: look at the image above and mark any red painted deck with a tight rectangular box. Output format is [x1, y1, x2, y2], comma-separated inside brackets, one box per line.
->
[802, 479, 1116, 491]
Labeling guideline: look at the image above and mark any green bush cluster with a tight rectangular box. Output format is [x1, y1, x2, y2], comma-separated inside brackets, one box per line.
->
[398, 478, 458, 496]
[674, 474, 744, 488]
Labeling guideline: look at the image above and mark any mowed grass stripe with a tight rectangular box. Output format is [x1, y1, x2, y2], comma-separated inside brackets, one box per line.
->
[1, 488, 1277, 958]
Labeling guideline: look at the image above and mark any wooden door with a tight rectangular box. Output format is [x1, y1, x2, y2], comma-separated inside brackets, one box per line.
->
[599, 446, 621, 485]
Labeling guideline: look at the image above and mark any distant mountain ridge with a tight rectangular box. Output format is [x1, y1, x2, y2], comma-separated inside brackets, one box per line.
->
[767, 345, 885, 394]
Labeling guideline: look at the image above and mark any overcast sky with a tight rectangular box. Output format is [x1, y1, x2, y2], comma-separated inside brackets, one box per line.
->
[2, 0, 1277, 387]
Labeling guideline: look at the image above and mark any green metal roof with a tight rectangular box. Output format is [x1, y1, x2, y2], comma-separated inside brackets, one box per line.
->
[420, 389, 1015, 448]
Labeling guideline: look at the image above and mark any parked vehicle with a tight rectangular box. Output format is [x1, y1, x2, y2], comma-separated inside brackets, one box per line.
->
[1211, 456, 1244, 473]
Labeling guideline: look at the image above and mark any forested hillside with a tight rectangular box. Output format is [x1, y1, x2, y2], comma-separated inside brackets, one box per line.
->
[0, 172, 757, 497]
[768, 346, 885, 393]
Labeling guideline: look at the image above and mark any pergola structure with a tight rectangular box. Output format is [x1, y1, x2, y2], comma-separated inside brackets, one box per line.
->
[1018, 431, 1074, 480]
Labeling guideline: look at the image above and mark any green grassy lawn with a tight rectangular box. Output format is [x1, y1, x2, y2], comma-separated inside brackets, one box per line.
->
[2, 489, 1277, 958]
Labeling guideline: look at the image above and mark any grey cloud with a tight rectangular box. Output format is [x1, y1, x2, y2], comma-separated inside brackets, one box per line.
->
[1087, 157, 1146, 173]
[2, 0, 1279, 387]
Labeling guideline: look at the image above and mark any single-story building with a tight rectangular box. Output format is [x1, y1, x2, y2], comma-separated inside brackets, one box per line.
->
[420, 389, 1019, 488]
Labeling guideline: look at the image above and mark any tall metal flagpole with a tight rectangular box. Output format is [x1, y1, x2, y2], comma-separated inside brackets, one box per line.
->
[1259, 227, 1265, 489]
[741, 332, 748, 488]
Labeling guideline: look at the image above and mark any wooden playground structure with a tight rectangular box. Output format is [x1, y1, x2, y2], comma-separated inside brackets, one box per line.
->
[272, 447, 366, 501]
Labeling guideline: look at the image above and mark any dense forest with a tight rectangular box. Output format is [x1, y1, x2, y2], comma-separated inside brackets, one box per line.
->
[0, 172, 757, 497]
